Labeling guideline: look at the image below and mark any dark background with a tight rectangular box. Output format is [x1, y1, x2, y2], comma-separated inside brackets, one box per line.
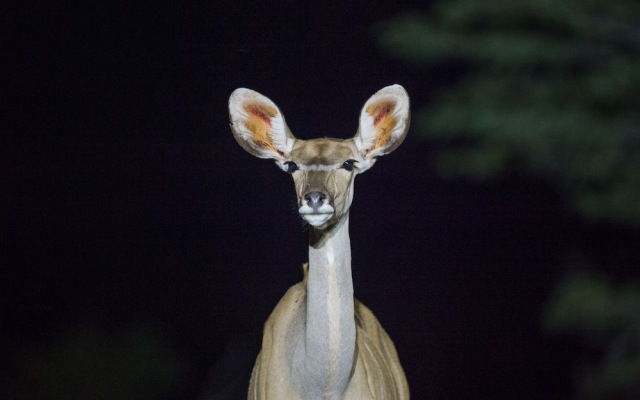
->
[4, 1, 631, 399]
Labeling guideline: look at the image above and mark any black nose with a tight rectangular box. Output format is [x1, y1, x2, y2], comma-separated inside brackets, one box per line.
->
[304, 191, 327, 213]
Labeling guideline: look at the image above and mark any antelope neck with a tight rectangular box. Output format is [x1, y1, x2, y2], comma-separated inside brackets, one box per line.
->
[296, 214, 356, 398]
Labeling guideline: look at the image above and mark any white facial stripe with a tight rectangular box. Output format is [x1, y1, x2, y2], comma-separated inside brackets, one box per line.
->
[297, 164, 343, 172]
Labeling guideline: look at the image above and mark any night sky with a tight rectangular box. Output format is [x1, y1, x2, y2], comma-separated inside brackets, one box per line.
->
[5, 2, 634, 399]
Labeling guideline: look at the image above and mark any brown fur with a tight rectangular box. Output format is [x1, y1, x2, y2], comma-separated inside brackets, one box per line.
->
[248, 266, 409, 400]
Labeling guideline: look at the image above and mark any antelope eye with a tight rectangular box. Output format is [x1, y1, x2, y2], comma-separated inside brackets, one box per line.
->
[342, 159, 357, 171]
[285, 161, 299, 173]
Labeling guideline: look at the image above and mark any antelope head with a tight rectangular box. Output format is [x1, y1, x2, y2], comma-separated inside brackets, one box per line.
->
[229, 85, 410, 230]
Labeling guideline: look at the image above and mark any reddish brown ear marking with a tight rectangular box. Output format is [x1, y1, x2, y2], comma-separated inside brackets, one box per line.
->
[246, 104, 275, 126]
[244, 102, 278, 152]
[366, 101, 397, 149]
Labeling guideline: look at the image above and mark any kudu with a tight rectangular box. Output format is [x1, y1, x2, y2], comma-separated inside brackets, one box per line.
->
[228, 84, 410, 399]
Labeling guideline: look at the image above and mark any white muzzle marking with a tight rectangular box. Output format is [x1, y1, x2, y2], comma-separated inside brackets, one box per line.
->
[299, 204, 334, 227]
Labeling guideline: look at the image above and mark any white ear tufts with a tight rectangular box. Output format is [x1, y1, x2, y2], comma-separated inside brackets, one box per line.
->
[228, 88, 295, 161]
[355, 84, 410, 162]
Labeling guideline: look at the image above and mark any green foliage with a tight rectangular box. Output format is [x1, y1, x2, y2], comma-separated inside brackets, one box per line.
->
[378, 2, 640, 398]
[8, 322, 188, 400]
[544, 271, 640, 340]
[544, 271, 640, 399]
[376, 0, 640, 224]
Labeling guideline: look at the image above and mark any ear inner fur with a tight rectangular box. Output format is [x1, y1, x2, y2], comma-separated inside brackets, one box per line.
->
[244, 103, 278, 153]
[366, 100, 397, 150]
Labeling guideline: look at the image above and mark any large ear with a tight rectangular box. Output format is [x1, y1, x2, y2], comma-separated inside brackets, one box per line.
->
[229, 88, 296, 167]
[354, 84, 410, 169]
